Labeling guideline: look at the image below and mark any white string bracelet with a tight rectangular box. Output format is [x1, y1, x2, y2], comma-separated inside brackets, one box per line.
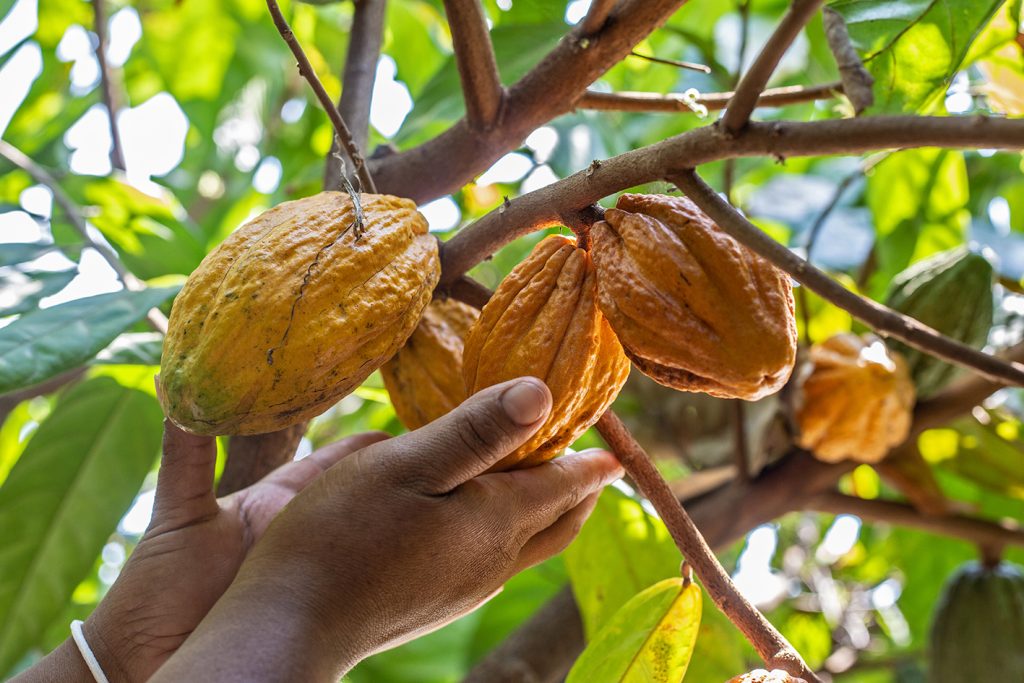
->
[70, 620, 111, 683]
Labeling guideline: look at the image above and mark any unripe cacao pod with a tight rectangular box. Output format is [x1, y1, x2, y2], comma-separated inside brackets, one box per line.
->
[795, 333, 915, 463]
[591, 193, 797, 401]
[929, 561, 1024, 682]
[885, 248, 994, 398]
[726, 670, 807, 683]
[160, 192, 440, 435]
[381, 298, 479, 430]
[463, 234, 631, 471]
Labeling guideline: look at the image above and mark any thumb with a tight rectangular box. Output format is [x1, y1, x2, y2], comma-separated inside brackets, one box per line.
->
[394, 377, 551, 493]
[150, 419, 219, 531]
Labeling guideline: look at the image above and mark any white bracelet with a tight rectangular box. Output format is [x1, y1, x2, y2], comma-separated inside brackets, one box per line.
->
[70, 620, 111, 683]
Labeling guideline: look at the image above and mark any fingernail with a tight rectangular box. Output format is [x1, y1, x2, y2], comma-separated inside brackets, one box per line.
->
[500, 379, 549, 425]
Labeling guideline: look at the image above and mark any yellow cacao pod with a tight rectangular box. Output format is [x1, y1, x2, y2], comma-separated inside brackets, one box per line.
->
[381, 298, 479, 430]
[160, 192, 440, 435]
[726, 670, 807, 683]
[591, 193, 797, 400]
[463, 234, 631, 471]
[795, 333, 915, 463]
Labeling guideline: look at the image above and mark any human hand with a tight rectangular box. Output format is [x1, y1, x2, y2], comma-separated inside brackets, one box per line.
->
[80, 420, 388, 682]
[154, 377, 623, 682]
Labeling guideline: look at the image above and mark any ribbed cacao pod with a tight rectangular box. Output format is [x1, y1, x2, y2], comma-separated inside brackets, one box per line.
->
[160, 192, 440, 435]
[591, 193, 797, 401]
[885, 248, 994, 398]
[726, 670, 807, 683]
[795, 333, 915, 463]
[463, 234, 631, 471]
[929, 561, 1024, 682]
[381, 298, 479, 431]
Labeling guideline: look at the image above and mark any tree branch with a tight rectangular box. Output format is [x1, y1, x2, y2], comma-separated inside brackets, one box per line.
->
[807, 491, 1024, 549]
[370, 0, 692, 202]
[733, 401, 751, 481]
[91, 0, 125, 172]
[822, 6, 873, 114]
[720, 0, 825, 134]
[671, 169, 1024, 388]
[266, 0, 376, 193]
[0, 140, 168, 333]
[628, 50, 711, 73]
[577, 82, 842, 113]
[324, 0, 387, 191]
[595, 412, 820, 682]
[438, 115, 1024, 288]
[444, 0, 504, 130]
[580, 0, 619, 36]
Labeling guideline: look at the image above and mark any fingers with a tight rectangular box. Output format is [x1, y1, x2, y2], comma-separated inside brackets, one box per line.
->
[151, 419, 219, 529]
[391, 378, 552, 493]
[514, 492, 601, 572]
[259, 431, 392, 492]
[487, 449, 622, 536]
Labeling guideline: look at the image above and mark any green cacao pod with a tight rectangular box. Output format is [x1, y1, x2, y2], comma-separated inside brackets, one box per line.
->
[929, 561, 1024, 682]
[884, 248, 994, 398]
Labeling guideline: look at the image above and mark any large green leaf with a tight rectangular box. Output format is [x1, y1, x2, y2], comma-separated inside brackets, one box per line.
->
[0, 266, 77, 317]
[829, 0, 1004, 112]
[0, 287, 178, 394]
[866, 148, 969, 297]
[0, 242, 60, 268]
[566, 577, 702, 683]
[0, 373, 163, 676]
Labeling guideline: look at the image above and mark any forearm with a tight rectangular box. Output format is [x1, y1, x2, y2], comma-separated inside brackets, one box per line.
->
[10, 638, 94, 683]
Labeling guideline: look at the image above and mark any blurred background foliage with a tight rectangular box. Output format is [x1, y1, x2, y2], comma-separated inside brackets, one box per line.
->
[1, 0, 1023, 680]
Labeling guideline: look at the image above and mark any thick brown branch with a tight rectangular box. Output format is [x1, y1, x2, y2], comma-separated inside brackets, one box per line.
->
[217, 422, 308, 496]
[595, 412, 820, 681]
[822, 6, 873, 114]
[576, 81, 841, 113]
[671, 170, 1024, 388]
[0, 140, 168, 333]
[580, 0, 619, 35]
[438, 115, 1024, 288]
[807, 491, 1024, 549]
[266, 0, 376, 193]
[370, 0, 691, 202]
[444, 0, 503, 130]
[324, 0, 387, 191]
[721, 0, 825, 134]
[91, 0, 125, 172]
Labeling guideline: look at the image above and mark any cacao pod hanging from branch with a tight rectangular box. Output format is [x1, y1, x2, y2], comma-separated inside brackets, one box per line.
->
[794, 333, 915, 463]
[591, 193, 797, 401]
[463, 234, 631, 471]
[381, 298, 479, 431]
[160, 192, 440, 435]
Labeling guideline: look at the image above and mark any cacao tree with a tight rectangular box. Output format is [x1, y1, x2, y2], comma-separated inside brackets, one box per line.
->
[1, 0, 1024, 681]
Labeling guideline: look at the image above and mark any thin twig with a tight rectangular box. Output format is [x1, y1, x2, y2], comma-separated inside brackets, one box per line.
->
[670, 169, 1024, 388]
[576, 81, 842, 113]
[266, 0, 376, 193]
[822, 6, 873, 114]
[444, 0, 503, 130]
[595, 412, 821, 682]
[580, 0, 618, 35]
[91, 0, 125, 172]
[0, 140, 168, 333]
[721, 0, 825, 134]
[628, 50, 711, 74]
[324, 0, 387, 191]
[808, 491, 1024, 549]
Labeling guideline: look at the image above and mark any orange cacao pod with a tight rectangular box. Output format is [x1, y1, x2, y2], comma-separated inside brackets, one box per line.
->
[160, 192, 440, 435]
[795, 333, 915, 463]
[726, 670, 807, 683]
[381, 298, 479, 430]
[463, 234, 631, 471]
[591, 193, 797, 400]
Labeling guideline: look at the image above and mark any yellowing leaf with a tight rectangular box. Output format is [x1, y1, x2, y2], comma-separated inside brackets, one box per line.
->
[567, 578, 702, 683]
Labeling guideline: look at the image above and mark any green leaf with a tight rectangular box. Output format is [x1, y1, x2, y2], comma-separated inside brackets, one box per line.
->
[0, 373, 163, 676]
[866, 149, 969, 297]
[0, 266, 77, 317]
[94, 332, 165, 366]
[0, 242, 60, 268]
[829, 0, 1004, 112]
[567, 578, 702, 683]
[0, 287, 179, 394]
